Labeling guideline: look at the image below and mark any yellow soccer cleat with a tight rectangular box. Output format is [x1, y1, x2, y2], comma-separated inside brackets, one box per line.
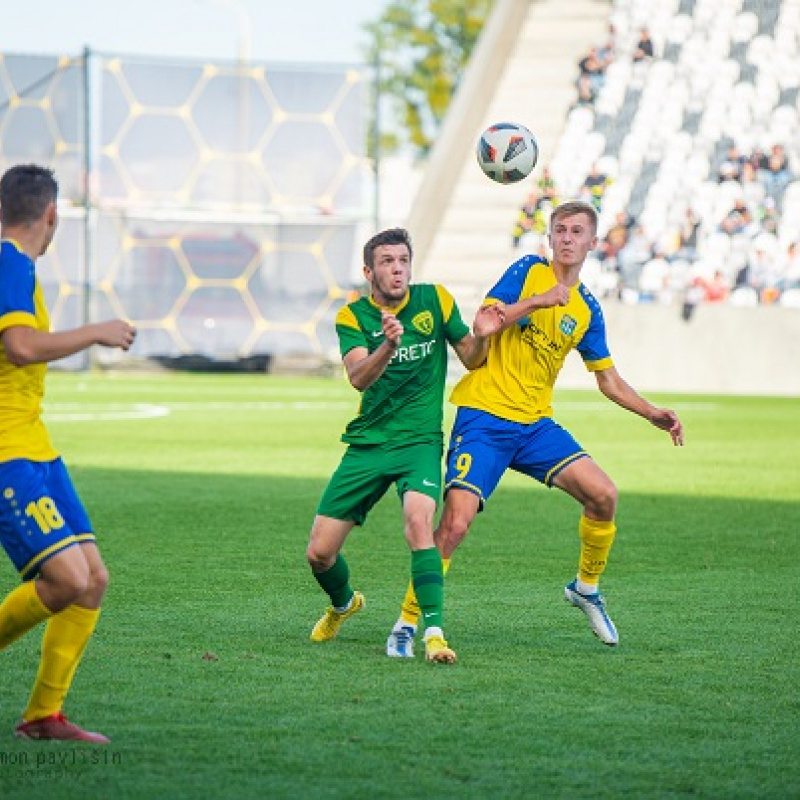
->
[424, 632, 457, 664]
[310, 591, 365, 642]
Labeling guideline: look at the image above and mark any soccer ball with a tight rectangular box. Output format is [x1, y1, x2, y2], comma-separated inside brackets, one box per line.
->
[476, 122, 538, 184]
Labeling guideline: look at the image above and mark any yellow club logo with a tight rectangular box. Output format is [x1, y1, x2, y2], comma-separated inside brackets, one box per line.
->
[412, 311, 434, 335]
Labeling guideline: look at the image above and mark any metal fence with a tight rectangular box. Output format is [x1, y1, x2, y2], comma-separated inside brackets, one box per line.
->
[0, 51, 370, 368]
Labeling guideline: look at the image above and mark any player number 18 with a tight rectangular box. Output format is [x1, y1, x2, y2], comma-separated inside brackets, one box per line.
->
[25, 497, 65, 534]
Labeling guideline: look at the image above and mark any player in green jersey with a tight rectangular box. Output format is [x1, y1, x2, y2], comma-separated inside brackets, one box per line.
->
[305, 227, 504, 663]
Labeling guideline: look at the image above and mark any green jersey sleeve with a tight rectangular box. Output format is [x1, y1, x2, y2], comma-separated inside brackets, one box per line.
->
[434, 284, 470, 345]
[335, 303, 367, 357]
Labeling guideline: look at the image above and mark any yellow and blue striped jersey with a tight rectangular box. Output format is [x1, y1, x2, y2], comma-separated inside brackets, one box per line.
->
[450, 255, 613, 424]
[0, 240, 58, 463]
[336, 283, 470, 446]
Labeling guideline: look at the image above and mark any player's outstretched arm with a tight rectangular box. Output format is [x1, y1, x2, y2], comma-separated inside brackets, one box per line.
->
[1, 319, 137, 367]
[595, 366, 684, 446]
[453, 303, 505, 369]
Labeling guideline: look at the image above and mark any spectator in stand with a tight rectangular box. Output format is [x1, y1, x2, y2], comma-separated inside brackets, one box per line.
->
[748, 146, 768, 173]
[739, 162, 765, 207]
[717, 144, 747, 183]
[758, 197, 780, 236]
[512, 176, 560, 251]
[760, 144, 793, 203]
[776, 242, 800, 290]
[697, 270, 731, 303]
[531, 182, 559, 235]
[671, 207, 702, 262]
[596, 210, 634, 270]
[633, 28, 655, 62]
[736, 246, 779, 299]
[575, 74, 596, 108]
[719, 199, 755, 236]
[596, 23, 617, 68]
[581, 163, 613, 212]
[537, 166, 557, 195]
[617, 224, 653, 293]
[578, 47, 606, 95]
[512, 190, 540, 248]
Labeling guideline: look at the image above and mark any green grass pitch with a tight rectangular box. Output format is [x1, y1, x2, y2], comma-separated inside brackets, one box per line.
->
[1, 372, 799, 798]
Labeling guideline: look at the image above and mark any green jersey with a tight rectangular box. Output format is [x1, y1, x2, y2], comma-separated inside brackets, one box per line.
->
[335, 283, 470, 446]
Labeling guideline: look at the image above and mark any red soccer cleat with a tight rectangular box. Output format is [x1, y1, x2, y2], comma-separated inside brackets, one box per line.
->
[14, 712, 110, 744]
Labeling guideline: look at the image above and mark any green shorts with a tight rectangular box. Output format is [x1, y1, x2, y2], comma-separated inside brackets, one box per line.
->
[317, 441, 444, 525]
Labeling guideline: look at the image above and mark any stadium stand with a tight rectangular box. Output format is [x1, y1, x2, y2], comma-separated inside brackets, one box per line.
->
[413, 0, 800, 393]
[548, 0, 800, 307]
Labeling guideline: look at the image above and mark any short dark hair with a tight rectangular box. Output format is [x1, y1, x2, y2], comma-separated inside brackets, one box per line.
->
[550, 200, 598, 234]
[363, 227, 413, 269]
[0, 164, 58, 227]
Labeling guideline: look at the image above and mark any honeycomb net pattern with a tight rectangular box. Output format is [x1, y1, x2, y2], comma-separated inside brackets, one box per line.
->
[0, 52, 369, 367]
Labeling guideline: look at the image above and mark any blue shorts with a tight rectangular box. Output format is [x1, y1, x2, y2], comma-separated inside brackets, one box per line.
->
[0, 458, 95, 580]
[444, 408, 588, 508]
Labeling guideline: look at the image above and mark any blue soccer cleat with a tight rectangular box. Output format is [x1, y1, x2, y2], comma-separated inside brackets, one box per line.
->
[386, 624, 416, 658]
[564, 579, 619, 646]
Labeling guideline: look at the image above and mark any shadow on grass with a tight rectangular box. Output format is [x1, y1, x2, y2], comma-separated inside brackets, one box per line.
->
[2, 467, 798, 799]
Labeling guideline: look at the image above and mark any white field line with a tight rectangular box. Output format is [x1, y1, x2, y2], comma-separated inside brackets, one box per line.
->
[43, 400, 720, 422]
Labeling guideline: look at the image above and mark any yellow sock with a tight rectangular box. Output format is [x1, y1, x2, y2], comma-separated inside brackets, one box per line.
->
[578, 515, 617, 589]
[0, 581, 52, 651]
[399, 558, 451, 626]
[23, 604, 101, 722]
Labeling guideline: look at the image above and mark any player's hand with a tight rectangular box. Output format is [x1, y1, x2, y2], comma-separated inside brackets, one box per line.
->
[381, 311, 403, 349]
[650, 409, 684, 446]
[538, 284, 571, 308]
[473, 302, 505, 337]
[96, 320, 137, 351]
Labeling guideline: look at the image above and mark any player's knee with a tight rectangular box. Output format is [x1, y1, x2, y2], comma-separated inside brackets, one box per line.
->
[90, 562, 110, 597]
[306, 544, 334, 573]
[404, 511, 434, 549]
[436, 508, 472, 554]
[47, 569, 91, 610]
[587, 478, 618, 519]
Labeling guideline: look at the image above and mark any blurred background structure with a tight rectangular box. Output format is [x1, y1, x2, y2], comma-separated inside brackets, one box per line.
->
[0, 52, 369, 369]
[1, 0, 798, 392]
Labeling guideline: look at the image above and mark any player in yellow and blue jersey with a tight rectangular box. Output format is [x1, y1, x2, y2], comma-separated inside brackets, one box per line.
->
[305, 227, 505, 663]
[387, 200, 684, 654]
[0, 164, 136, 742]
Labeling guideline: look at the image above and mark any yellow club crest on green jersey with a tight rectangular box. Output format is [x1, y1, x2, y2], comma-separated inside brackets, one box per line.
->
[412, 311, 434, 335]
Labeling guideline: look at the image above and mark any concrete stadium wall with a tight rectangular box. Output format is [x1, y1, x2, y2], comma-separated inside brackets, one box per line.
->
[405, 0, 533, 268]
[555, 304, 800, 396]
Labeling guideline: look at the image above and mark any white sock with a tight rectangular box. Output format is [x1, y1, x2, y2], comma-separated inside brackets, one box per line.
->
[576, 577, 599, 596]
[423, 625, 443, 639]
[334, 595, 355, 613]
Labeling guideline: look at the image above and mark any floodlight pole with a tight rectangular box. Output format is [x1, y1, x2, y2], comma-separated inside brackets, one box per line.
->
[211, 0, 251, 210]
[209, 0, 252, 64]
[372, 45, 382, 232]
[81, 45, 95, 371]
